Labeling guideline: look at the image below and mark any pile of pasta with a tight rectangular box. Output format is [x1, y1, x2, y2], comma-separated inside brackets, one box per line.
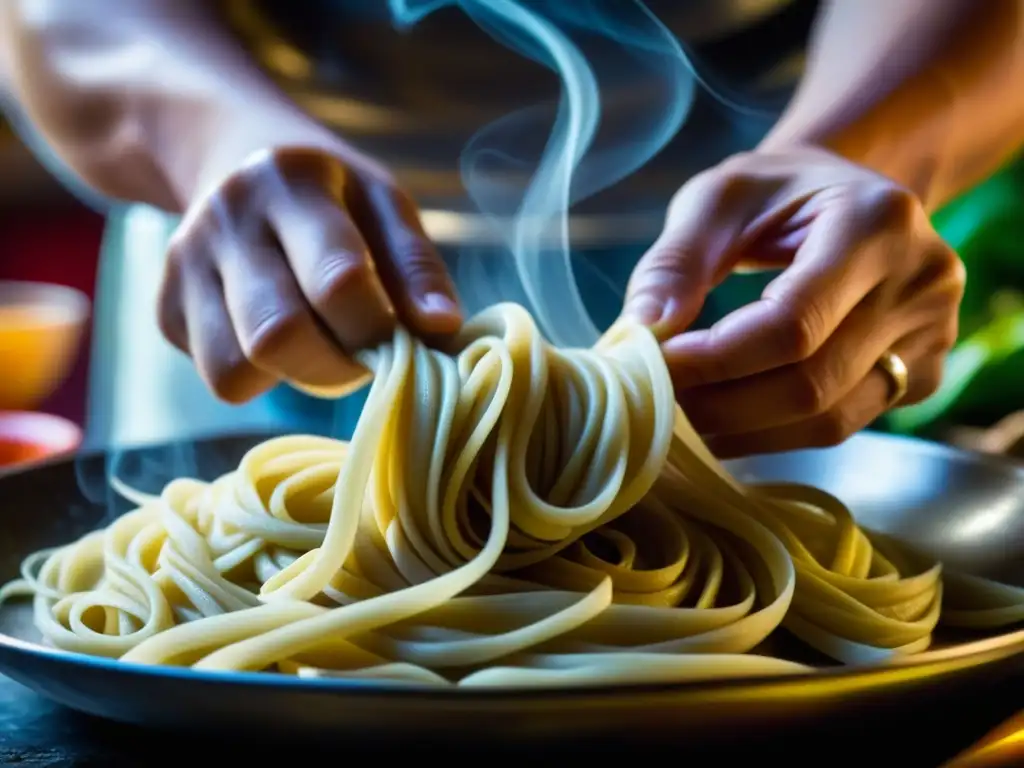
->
[3, 303, 1024, 688]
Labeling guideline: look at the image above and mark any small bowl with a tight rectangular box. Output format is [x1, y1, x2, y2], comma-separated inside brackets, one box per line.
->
[0, 281, 90, 411]
[0, 411, 83, 473]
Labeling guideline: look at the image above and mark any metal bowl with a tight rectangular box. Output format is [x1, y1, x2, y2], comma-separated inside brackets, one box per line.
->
[0, 431, 1022, 762]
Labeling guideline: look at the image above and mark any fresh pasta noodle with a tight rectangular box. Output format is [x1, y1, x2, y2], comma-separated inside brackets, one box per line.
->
[2, 303, 1023, 687]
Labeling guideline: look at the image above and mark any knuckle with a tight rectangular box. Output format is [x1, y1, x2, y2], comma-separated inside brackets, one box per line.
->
[309, 255, 378, 310]
[399, 242, 447, 291]
[351, 154, 398, 188]
[165, 227, 198, 267]
[915, 239, 966, 294]
[207, 369, 240, 403]
[161, 243, 186, 284]
[934, 317, 960, 352]
[200, 337, 266, 404]
[913, 360, 942, 403]
[380, 182, 416, 211]
[179, 193, 240, 248]
[217, 153, 286, 213]
[813, 407, 859, 447]
[366, 178, 421, 226]
[155, 291, 184, 348]
[207, 362, 258, 404]
[857, 182, 920, 230]
[665, 177, 700, 218]
[771, 300, 828, 362]
[788, 361, 835, 417]
[912, 376, 942, 405]
[242, 310, 303, 366]
[675, 354, 731, 390]
[905, 358, 944, 405]
[670, 167, 743, 219]
[219, 165, 260, 205]
[273, 146, 351, 192]
[632, 238, 709, 297]
[718, 150, 754, 172]
[237, 147, 276, 179]
[696, 169, 745, 209]
[636, 239, 682, 275]
[936, 246, 968, 299]
[156, 313, 185, 352]
[632, 251, 690, 297]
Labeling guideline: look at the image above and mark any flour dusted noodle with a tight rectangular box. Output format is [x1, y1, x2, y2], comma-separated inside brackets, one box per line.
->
[1, 304, 1021, 687]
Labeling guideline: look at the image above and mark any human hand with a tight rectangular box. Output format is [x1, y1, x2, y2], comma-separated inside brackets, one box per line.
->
[623, 146, 965, 458]
[157, 129, 461, 403]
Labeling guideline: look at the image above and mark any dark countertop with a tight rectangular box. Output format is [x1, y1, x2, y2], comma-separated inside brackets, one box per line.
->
[2, 671, 1018, 768]
[1, 675, 104, 768]
[0, 676, 165, 768]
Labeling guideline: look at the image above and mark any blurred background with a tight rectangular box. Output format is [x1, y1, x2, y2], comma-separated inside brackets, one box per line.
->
[2, 0, 1024, 471]
[0, 112, 102, 455]
[4, 98, 1024, 466]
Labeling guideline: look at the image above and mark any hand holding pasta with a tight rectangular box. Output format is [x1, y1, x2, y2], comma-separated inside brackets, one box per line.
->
[2, 304, 1021, 687]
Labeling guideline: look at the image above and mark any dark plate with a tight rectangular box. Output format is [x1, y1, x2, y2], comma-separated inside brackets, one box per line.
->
[1, 431, 1023, 761]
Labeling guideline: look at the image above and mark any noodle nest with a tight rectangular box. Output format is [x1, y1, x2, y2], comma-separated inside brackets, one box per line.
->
[2, 303, 1022, 688]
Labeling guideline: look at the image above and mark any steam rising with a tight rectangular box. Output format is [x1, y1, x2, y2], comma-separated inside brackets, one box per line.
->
[79, 1, 702, 504]
[390, 0, 696, 347]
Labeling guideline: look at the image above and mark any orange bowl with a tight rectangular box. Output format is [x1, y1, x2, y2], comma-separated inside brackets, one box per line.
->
[0, 411, 82, 473]
[0, 281, 90, 411]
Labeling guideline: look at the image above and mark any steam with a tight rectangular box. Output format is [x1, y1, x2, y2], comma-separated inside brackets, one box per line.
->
[77, 1, 701, 508]
[389, 0, 696, 347]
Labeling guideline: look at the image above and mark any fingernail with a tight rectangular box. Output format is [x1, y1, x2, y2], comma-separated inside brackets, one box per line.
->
[662, 334, 691, 358]
[661, 329, 708, 364]
[623, 295, 666, 325]
[417, 292, 460, 318]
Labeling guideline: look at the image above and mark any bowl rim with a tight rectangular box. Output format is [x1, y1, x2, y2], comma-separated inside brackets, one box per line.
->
[0, 410, 83, 469]
[1, 430, 1024, 701]
[0, 280, 91, 325]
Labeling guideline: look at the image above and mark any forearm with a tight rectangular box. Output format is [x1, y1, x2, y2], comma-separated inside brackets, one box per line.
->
[762, 0, 1024, 211]
[0, 0, 334, 212]
[0, 29, 11, 97]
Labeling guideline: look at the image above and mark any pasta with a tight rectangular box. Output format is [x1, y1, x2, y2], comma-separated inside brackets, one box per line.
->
[2, 303, 1023, 688]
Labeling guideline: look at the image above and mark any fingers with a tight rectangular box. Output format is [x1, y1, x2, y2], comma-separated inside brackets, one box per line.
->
[663, 186, 914, 388]
[679, 291, 903, 436]
[156, 255, 189, 355]
[267, 150, 460, 338]
[162, 230, 370, 403]
[622, 170, 760, 337]
[699, 331, 944, 459]
[623, 147, 957, 458]
[157, 145, 461, 405]
[704, 371, 890, 459]
[351, 180, 462, 335]
[216, 233, 368, 388]
[266, 192, 398, 352]
[177, 254, 277, 404]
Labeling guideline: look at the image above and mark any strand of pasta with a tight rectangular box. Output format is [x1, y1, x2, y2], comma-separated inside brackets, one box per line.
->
[0, 303, 1019, 687]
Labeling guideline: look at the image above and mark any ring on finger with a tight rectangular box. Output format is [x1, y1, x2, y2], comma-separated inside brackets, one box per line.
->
[875, 350, 909, 409]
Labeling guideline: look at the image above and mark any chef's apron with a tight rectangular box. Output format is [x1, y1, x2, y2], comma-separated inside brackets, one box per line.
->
[65, 1, 826, 448]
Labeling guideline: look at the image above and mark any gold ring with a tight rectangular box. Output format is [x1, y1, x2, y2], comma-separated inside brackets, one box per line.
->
[876, 350, 909, 409]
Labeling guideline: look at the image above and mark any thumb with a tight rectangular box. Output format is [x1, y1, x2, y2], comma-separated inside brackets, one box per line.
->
[622, 186, 751, 339]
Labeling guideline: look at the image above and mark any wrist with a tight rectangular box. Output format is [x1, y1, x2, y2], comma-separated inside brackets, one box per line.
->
[150, 99, 340, 212]
[760, 71, 956, 210]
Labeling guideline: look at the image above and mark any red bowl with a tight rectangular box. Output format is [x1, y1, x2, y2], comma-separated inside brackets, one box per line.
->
[0, 411, 82, 472]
